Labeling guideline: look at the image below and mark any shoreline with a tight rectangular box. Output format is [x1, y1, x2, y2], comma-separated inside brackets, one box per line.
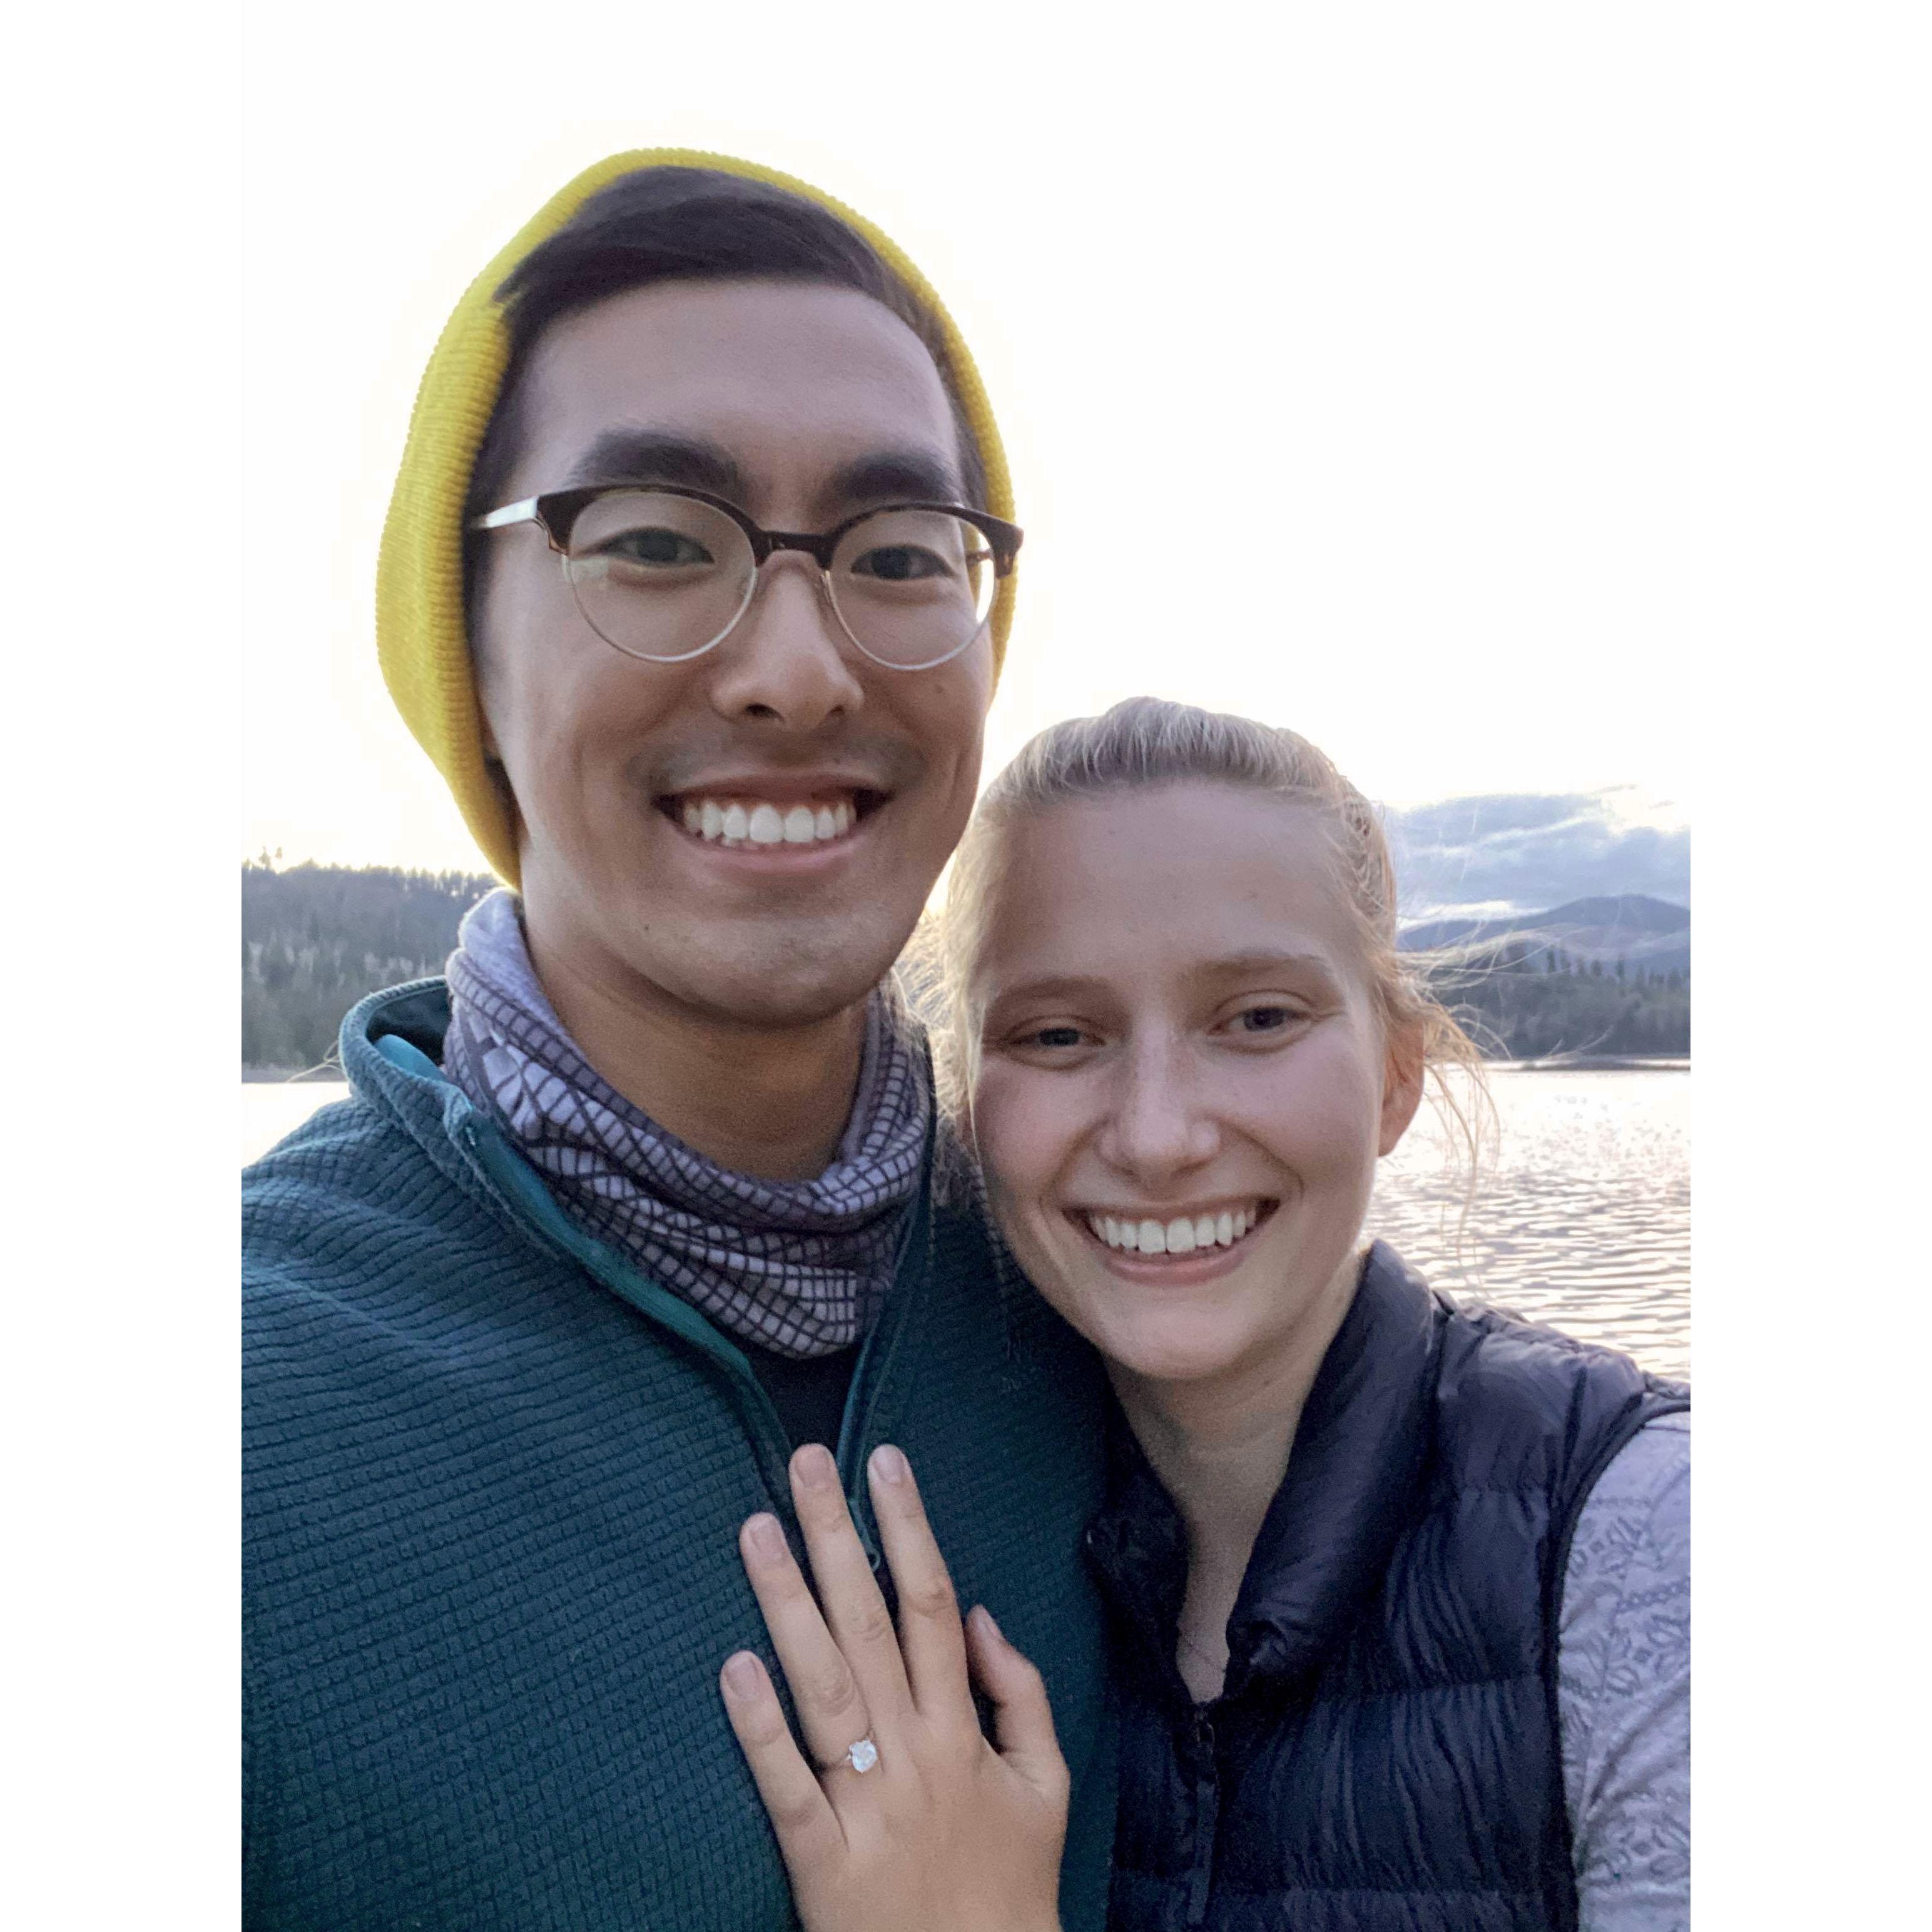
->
[242, 1054, 1691, 1084]
[1495, 1054, 1689, 1072]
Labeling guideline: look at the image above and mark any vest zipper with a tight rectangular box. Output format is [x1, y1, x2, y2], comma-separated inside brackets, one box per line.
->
[1187, 1706, 1220, 1929]
[458, 1102, 933, 1567]
[828, 1174, 932, 1575]
[832, 1313, 886, 1575]
[457, 1112, 798, 1500]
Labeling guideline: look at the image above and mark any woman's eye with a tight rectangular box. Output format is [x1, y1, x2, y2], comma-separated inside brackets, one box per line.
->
[1228, 1005, 1301, 1037]
[1011, 1024, 1089, 1052]
[605, 527, 714, 567]
[848, 543, 949, 582]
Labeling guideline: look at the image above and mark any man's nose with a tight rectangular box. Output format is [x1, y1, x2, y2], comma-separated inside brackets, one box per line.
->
[704, 554, 865, 730]
[1097, 1042, 1221, 1183]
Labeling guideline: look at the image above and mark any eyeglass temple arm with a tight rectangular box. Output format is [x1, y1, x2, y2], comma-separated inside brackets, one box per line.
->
[468, 499, 542, 534]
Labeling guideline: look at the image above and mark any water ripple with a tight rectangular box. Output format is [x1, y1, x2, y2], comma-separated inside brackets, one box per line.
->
[1368, 1064, 1690, 1380]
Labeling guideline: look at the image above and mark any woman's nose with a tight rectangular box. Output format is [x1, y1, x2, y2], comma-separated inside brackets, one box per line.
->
[1098, 1047, 1220, 1181]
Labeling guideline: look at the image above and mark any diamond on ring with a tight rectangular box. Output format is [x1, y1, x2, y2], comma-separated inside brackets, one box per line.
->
[846, 1737, 879, 1774]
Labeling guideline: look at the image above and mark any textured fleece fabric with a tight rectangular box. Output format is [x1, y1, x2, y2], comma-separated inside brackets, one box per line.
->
[243, 980, 1116, 1931]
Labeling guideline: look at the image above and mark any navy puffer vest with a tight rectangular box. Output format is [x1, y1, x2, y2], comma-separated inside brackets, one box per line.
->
[1086, 1244, 1689, 1932]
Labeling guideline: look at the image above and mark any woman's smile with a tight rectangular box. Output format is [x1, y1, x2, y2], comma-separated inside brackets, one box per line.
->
[1060, 1198, 1281, 1289]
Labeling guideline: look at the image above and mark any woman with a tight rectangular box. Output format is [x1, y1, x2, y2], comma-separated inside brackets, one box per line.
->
[717, 698, 1690, 1932]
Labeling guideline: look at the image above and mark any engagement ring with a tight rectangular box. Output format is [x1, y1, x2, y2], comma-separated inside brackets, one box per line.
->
[844, 1737, 878, 1774]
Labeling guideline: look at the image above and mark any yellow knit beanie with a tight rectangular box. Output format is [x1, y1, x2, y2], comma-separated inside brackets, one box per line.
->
[376, 149, 1017, 887]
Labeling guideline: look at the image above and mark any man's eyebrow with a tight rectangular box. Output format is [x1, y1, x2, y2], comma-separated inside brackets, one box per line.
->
[823, 448, 967, 512]
[561, 428, 748, 499]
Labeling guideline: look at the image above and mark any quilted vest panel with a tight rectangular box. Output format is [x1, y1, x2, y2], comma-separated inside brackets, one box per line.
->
[1092, 1247, 1689, 1932]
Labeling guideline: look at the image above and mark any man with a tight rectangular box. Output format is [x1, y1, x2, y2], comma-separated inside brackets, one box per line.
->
[243, 152, 1114, 1930]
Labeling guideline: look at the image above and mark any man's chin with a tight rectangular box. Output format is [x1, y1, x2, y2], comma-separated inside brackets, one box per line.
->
[682, 980, 883, 1033]
[642, 938, 908, 1035]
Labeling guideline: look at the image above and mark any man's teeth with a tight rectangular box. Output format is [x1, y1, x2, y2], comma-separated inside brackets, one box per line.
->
[1085, 1207, 1262, 1255]
[679, 796, 857, 847]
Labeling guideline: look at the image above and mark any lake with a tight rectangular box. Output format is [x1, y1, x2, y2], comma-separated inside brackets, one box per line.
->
[243, 1061, 1689, 1380]
[1368, 1062, 1689, 1379]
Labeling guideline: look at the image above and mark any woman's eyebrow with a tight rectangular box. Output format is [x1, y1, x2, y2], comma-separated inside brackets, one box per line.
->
[980, 975, 1109, 1017]
[983, 953, 1341, 1013]
[1199, 950, 1342, 984]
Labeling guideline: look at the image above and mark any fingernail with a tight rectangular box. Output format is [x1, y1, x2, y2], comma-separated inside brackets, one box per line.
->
[793, 1444, 837, 1492]
[870, 1445, 909, 1486]
[970, 1605, 1002, 1642]
[723, 1652, 762, 1698]
[746, 1513, 786, 1560]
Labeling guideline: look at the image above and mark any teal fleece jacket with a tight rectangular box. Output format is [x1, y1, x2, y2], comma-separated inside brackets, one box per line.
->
[243, 981, 1117, 1931]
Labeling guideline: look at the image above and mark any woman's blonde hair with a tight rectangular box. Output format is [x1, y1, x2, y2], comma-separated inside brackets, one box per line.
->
[907, 695, 1495, 1206]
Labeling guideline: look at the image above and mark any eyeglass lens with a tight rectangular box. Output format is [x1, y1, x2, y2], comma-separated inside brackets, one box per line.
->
[562, 491, 995, 668]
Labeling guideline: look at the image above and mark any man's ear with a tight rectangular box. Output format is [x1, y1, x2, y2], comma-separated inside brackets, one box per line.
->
[1378, 1025, 1428, 1157]
[472, 683, 524, 844]
[477, 680, 502, 765]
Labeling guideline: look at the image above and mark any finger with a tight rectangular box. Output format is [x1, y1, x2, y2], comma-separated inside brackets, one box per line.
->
[737, 1511, 877, 1774]
[719, 1650, 846, 1871]
[789, 1443, 913, 1726]
[866, 1445, 972, 1721]
[965, 1605, 1070, 1807]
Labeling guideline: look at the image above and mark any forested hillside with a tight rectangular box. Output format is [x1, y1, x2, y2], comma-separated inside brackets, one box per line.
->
[242, 865, 1690, 1071]
[1421, 941, 1689, 1059]
[242, 861, 495, 1069]
[1402, 896, 1690, 1058]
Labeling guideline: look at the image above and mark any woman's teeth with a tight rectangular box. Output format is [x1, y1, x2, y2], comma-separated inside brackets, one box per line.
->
[678, 796, 856, 848]
[1084, 1206, 1263, 1256]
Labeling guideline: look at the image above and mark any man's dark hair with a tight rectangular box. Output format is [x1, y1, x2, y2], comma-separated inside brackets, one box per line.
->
[465, 167, 989, 589]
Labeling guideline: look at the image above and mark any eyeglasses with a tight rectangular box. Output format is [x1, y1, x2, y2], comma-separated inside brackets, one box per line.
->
[469, 484, 1023, 671]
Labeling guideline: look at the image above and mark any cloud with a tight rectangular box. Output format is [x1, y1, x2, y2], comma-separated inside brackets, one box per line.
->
[1382, 790, 1690, 920]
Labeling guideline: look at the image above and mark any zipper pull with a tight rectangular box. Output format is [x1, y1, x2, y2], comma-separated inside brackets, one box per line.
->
[850, 1499, 883, 1574]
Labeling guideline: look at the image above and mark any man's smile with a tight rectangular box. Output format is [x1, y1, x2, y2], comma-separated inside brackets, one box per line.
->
[656, 773, 894, 855]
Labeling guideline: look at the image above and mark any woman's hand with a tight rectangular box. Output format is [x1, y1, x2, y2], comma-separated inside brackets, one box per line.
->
[719, 1441, 1069, 1932]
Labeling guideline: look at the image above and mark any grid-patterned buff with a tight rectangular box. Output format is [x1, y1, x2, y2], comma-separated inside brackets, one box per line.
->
[442, 891, 928, 1359]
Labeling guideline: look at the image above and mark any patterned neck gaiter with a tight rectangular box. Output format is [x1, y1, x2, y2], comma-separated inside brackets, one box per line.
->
[442, 890, 929, 1359]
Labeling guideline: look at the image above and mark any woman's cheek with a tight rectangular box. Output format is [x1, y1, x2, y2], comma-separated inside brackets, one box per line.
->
[974, 1067, 1074, 1230]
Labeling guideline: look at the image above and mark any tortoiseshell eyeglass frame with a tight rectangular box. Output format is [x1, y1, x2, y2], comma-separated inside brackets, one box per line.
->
[468, 481, 1022, 669]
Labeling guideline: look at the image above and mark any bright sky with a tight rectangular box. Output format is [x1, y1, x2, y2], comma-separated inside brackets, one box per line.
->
[242, 5, 1688, 875]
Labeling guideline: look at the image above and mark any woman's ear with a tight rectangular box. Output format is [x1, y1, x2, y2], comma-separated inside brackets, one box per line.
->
[1378, 1025, 1428, 1157]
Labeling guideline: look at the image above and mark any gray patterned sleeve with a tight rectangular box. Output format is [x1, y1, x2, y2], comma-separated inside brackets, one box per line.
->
[1557, 1412, 1690, 1932]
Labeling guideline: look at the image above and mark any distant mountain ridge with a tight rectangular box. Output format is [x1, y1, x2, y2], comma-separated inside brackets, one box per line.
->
[1383, 791, 1689, 917]
[1401, 893, 1690, 980]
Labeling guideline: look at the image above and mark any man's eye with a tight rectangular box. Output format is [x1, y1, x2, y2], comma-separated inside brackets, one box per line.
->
[848, 544, 950, 582]
[604, 528, 715, 567]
